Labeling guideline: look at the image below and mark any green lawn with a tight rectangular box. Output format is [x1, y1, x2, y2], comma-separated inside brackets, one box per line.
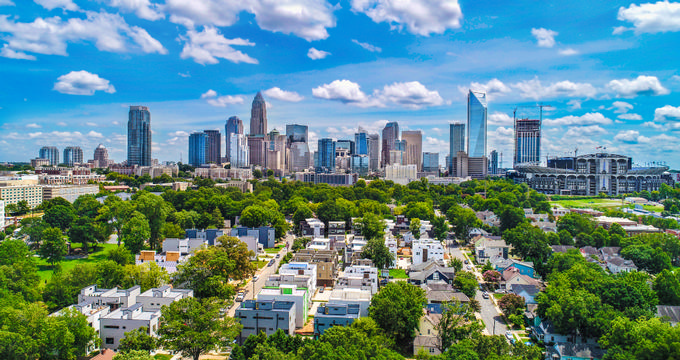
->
[154, 354, 173, 360]
[254, 260, 268, 269]
[264, 245, 284, 254]
[493, 293, 504, 299]
[550, 198, 625, 210]
[36, 243, 119, 283]
[389, 269, 409, 279]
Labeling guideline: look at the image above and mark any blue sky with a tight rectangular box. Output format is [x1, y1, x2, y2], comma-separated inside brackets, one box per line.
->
[1, 0, 680, 168]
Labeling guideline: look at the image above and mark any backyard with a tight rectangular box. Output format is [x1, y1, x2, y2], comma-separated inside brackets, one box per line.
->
[35, 242, 119, 283]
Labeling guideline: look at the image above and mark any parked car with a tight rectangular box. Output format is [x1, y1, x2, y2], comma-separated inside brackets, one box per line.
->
[276, 253, 281, 258]
[253, 275, 259, 282]
[466, 265, 472, 271]
[319, 286, 325, 293]
[505, 331, 514, 341]
[464, 259, 469, 264]
[482, 292, 489, 299]
[235, 292, 246, 302]
[268, 259, 275, 267]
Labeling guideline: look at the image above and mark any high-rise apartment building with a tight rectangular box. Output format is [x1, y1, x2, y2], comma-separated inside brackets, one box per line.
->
[93, 144, 109, 168]
[401, 130, 423, 171]
[39, 146, 59, 166]
[355, 131, 368, 155]
[225, 116, 244, 163]
[381, 122, 399, 166]
[267, 130, 287, 174]
[63, 146, 83, 166]
[128, 106, 151, 166]
[449, 123, 465, 172]
[250, 92, 267, 136]
[229, 133, 249, 168]
[316, 138, 336, 173]
[286, 124, 310, 173]
[514, 118, 541, 165]
[423, 152, 439, 172]
[204, 130, 221, 164]
[490, 150, 499, 175]
[188, 132, 208, 167]
[247, 136, 267, 167]
[286, 124, 308, 144]
[467, 90, 487, 158]
[336, 140, 355, 156]
[368, 133, 380, 171]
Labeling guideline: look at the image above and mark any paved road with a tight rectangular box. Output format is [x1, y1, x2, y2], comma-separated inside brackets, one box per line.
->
[226, 233, 293, 317]
[446, 242, 507, 336]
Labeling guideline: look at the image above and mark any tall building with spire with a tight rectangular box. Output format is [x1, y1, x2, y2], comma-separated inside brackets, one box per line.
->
[248, 92, 268, 167]
[250, 91, 267, 136]
[225, 116, 244, 163]
[467, 90, 488, 158]
[381, 121, 399, 167]
[128, 105, 151, 166]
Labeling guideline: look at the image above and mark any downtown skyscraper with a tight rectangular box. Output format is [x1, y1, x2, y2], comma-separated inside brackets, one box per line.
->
[128, 105, 151, 166]
[467, 90, 488, 158]
[449, 123, 465, 172]
[381, 121, 399, 166]
[248, 92, 268, 167]
[225, 116, 244, 163]
[63, 146, 83, 166]
[39, 146, 59, 166]
[204, 129, 221, 164]
[402, 130, 423, 171]
[514, 118, 541, 166]
[188, 132, 208, 167]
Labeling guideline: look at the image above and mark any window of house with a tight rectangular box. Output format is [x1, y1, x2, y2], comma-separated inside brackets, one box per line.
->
[105, 338, 114, 345]
[429, 348, 435, 354]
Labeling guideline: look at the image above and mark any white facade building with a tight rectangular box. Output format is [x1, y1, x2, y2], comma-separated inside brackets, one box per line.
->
[278, 262, 318, 297]
[101, 303, 160, 350]
[161, 238, 207, 255]
[136, 286, 193, 312]
[384, 164, 418, 185]
[78, 285, 141, 311]
[385, 236, 398, 268]
[412, 239, 445, 266]
[308, 238, 331, 251]
[257, 285, 309, 328]
[336, 264, 379, 294]
[230, 133, 249, 168]
[328, 288, 372, 317]
[0, 200, 4, 230]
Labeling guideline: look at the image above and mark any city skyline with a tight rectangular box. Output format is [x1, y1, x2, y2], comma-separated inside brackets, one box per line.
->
[1, 1, 680, 167]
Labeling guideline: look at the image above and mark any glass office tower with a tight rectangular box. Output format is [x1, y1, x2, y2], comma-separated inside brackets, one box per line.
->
[467, 90, 488, 158]
[128, 106, 151, 166]
[188, 132, 208, 167]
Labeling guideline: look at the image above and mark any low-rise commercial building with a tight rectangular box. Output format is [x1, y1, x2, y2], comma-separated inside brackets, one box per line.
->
[0, 185, 43, 207]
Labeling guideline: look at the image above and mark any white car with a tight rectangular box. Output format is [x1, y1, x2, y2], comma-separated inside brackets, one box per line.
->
[253, 275, 259, 282]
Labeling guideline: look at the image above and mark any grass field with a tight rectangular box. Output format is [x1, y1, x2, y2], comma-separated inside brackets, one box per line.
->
[35, 243, 119, 283]
[254, 260, 269, 269]
[550, 198, 626, 210]
[153, 354, 173, 360]
[264, 245, 284, 254]
[389, 269, 408, 279]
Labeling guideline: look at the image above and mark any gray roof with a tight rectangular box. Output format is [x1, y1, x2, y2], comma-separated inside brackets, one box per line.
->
[551, 245, 576, 253]
[657, 305, 680, 324]
[511, 284, 539, 297]
[552, 343, 605, 358]
[413, 335, 439, 347]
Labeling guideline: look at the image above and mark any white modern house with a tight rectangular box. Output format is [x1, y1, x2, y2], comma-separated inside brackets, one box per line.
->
[78, 285, 141, 311]
[336, 264, 379, 294]
[100, 303, 160, 350]
[136, 285, 194, 312]
[257, 285, 309, 328]
[412, 239, 445, 266]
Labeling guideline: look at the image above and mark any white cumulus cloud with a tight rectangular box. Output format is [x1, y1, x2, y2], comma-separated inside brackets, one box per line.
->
[34, 0, 79, 11]
[607, 75, 670, 98]
[565, 125, 607, 137]
[654, 105, 680, 121]
[180, 26, 257, 65]
[531, 28, 558, 48]
[488, 112, 513, 126]
[614, 130, 650, 144]
[611, 101, 634, 113]
[618, 113, 643, 121]
[352, 39, 382, 52]
[459, 78, 511, 99]
[512, 78, 597, 100]
[544, 112, 613, 126]
[0, 0, 15, 6]
[615, 1, 680, 34]
[0, 11, 167, 60]
[313, 79, 375, 106]
[26, 123, 41, 128]
[200, 89, 244, 107]
[307, 47, 330, 59]
[378, 81, 445, 109]
[53, 71, 116, 96]
[165, 0, 336, 41]
[108, 0, 164, 21]
[350, 0, 463, 36]
[263, 87, 304, 102]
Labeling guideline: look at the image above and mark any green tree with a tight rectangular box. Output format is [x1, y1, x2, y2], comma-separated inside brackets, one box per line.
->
[68, 217, 99, 254]
[449, 258, 463, 273]
[292, 205, 313, 235]
[124, 262, 170, 292]
[43, 205, 76, 231]
[503, 223, 552, 266]
[39, 227, 67, 265]
[101, 197, 135, 246]
[239, 205, 271, 228]
[158, 297, 242, 360]
[215, 235, 257, 280]
[369, 282, 426, 352]
[600, 316, 680, 360]
[498, 294, 525, 318]
[435, 300, 484, 353]
[119, 327, 157, 353]
[432, 216, 449, 240]
[558, 229, 574, 245]
[654, 269, 680, 305]
[557, 212, 595, 237]
[134, 192, 172, 249]
[357, 213, 386, 240]
[108, 246, 135, 265]
[121, 211, 151, 254]
[44, 307, 101, 359]
[499, 206, 526, 232]
[410, 218, 422, 239]
[17, 217, 50, 249]
[404, 202, 434, 222]
[162, 222, 185, 239]
[361, 238, 395, 270]
[454, 271, 478, 298]
[447, 206, 481, 241]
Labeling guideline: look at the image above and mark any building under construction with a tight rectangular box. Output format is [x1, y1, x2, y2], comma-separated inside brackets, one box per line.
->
[514, 117, 541, 166]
